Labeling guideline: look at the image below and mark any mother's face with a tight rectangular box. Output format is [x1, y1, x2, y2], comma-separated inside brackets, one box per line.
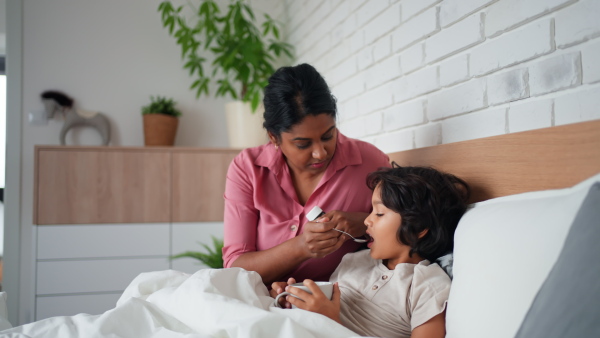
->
[270, 114, 337, 175]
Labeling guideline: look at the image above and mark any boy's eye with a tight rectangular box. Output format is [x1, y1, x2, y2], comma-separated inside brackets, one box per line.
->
[376, 213, 384, 217]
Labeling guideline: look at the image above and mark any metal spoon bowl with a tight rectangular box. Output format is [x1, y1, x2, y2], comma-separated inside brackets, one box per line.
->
[332, 228, 370, 243]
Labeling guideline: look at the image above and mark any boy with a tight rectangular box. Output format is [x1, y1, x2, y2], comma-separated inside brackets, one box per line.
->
[271, 165, 470, 337]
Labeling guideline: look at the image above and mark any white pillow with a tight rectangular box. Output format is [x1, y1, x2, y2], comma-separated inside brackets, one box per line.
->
[446, 173, 600, 338]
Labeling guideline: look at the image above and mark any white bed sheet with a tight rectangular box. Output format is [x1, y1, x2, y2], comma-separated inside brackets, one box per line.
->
[2, 268, 360, 338]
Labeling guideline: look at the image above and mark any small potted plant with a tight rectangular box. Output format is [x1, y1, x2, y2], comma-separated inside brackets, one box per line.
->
[141, 95, 182, 146]
[170, 236, 224, 269]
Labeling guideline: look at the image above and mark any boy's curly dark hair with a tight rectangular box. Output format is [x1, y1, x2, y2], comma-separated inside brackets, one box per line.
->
[366, 164, 470, 262]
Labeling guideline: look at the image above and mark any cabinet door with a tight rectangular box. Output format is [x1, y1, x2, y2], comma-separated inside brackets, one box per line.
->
[35, 148, 171, 224]
[172, 150, 239, 222]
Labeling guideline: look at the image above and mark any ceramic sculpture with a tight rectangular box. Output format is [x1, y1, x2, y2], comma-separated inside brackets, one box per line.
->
[41, 91, 111, 146]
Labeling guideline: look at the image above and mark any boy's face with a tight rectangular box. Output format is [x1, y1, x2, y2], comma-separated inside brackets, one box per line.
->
[365, 185, 412, 269]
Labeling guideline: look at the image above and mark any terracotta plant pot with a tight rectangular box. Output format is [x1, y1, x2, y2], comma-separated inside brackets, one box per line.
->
[143, 114, 179, 146]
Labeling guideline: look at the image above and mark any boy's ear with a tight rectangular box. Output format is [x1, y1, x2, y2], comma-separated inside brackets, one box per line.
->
[417, 229, 429, 239]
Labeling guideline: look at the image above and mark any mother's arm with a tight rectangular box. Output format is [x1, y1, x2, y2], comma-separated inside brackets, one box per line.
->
[222, 157, 345, 285]
[230, 222, 344, 284]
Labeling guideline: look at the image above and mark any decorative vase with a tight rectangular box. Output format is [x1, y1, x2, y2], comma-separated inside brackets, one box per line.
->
[225, 101, 268, 148]
[143, 114, 179, 146]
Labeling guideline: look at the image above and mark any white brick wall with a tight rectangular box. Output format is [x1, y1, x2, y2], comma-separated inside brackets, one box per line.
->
[441, 107, 506, 143]
[554, 85, 600, 125]
[402, 0, 441, 21]
[439, 54, 469, 87]
[508, 98, 553, 133]
[383, 99, 426, 131]
[529, 52, 581, 95]
[285, 0, 600, 153]
[485, 0, 575, 38]
[581, 40, 600, 84]
[392, 7, 438, 52]
[425, 12, 483, 63]
[439, 0, 495, 27]
[487, 67, 529, 106]
[400, 43, 424, 74]
[470, 19, 553, 76]
[555, 0, 600, 48]
[428, 78, 486, 120]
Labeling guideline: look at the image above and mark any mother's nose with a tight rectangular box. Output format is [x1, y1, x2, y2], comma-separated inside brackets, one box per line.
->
[311, 143, 327, 160]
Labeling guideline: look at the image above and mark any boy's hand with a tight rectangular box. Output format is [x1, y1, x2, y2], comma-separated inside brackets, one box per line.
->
[270, 277, 296, 308]
[285, 279, 342, 324]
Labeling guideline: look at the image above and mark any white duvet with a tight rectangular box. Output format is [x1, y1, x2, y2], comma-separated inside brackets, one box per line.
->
[2, 268, 360, 338]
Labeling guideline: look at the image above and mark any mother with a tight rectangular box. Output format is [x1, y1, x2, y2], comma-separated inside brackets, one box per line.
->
[223, 64, 391, 285]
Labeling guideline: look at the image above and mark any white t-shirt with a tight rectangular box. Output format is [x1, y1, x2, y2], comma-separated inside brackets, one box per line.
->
[329, 250, 451, 337]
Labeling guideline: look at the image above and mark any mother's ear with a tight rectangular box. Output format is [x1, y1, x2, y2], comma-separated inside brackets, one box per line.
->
[417, 229, 429, 239]
[268, 131, 279, 148]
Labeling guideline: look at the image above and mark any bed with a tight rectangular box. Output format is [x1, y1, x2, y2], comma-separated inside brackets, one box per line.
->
[2, 120, 600, 337]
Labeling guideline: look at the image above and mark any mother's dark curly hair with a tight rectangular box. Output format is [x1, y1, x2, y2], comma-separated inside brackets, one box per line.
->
[366, 164, 470, 262]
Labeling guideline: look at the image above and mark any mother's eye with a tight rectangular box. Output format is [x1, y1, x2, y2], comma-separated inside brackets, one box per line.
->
[296, 143, 310, 149]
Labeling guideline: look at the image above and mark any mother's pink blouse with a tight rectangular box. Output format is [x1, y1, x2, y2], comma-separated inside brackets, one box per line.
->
[223, 132, 391, 282]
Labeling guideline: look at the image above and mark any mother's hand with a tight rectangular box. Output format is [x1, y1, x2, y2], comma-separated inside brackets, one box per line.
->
[297, 218, 345, 259]
[319, 211, 369, 240]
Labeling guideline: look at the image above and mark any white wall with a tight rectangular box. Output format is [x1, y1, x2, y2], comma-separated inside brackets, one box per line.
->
[285, 0, 600, 153]
[0, 0, 6, 54]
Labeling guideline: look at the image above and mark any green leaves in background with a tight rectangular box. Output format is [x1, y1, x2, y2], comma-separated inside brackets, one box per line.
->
[141, 95, 182, 117]
[170, 236, 224, 269]
[158, 0, 293, 112]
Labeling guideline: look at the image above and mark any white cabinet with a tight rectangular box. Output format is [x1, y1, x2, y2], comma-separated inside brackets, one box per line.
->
[36, 294, 122, 320]
[35, 223, 225, 320]
[170, 222, 225, 274]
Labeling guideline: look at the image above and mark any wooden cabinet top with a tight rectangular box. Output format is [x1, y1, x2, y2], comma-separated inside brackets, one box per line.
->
[35, 145, 243, 153]
[34, 146, 241, 225]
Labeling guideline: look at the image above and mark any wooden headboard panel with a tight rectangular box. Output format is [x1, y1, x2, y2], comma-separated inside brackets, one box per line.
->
[387, 120, 600, 203]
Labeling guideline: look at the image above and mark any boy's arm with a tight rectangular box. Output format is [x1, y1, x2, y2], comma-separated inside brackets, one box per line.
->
[411, 312, 446, 338]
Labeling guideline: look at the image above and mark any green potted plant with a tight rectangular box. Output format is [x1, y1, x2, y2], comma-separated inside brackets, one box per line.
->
[170, 236, 224, 269]
[158, 0, 293, 148]
[141, 95, 182, 146]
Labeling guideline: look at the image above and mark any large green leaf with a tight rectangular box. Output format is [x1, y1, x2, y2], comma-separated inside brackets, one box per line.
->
[157, 0, 295, 112]
[170, 236, 224, 269]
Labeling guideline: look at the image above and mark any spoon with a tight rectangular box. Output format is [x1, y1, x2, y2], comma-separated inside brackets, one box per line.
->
[307, 206, 370, 243]
[332, 228, 370, 243]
